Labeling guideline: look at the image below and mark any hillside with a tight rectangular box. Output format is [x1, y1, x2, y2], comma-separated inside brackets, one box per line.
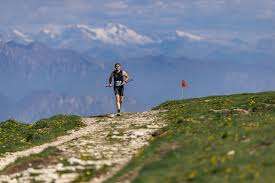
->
[0, 91, 275, 182]
[0, 115, 84, 156]
[108, 91, 275, 183]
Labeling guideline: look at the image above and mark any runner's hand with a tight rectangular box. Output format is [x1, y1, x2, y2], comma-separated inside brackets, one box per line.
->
[106, 83, 112, 87]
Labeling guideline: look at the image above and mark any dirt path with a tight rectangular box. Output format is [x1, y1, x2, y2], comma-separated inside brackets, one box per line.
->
[0, 110, 167, 183]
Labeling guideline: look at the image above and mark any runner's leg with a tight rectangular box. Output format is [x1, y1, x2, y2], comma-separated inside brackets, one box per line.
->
[120, 96, 124, 104]
[120, 86, 124, 109]
[120, 95, 124, 111]
[115, 94, 121, 113]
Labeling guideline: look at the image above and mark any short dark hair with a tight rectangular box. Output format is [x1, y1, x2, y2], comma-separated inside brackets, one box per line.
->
[114, 63, 121, 67]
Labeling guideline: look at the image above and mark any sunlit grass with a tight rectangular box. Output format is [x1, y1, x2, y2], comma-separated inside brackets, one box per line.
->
[107, 91, 275, 183]
[0, 115, 84, 156]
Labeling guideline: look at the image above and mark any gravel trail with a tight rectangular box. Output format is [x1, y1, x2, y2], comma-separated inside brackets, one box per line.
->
[0, 110, 167, 183]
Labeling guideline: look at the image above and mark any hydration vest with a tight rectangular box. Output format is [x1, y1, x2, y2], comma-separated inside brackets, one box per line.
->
[113, 70, 124, 87]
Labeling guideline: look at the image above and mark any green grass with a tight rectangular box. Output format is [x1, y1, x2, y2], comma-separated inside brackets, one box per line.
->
[73, 165, 110, 182]
[0, 146, 61, 175]
[0, 115, 84, 156]
[106, 91, 275, 183]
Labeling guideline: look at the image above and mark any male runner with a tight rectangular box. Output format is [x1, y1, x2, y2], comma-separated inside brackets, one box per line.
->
[108, 63, 129, 115]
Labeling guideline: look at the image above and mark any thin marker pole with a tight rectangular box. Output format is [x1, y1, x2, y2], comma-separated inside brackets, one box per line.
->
[181, 80, 188, 99]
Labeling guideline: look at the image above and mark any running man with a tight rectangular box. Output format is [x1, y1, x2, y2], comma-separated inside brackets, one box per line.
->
[108, 63, 129, 115]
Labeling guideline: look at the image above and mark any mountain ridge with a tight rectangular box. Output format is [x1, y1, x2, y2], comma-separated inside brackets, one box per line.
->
[1, 91, 275, 182]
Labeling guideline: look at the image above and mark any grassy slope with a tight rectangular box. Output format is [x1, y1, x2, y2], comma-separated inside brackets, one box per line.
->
[0, 146, 62, 175]
[0, 115, 84, 156]
[106, 91, 275, 183]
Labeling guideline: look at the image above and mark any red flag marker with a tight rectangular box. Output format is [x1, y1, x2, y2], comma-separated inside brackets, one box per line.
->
[181, 80, 188, 88]
[181, 80, 188, 99]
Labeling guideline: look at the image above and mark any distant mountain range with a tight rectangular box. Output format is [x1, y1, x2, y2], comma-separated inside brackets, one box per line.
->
[1, 23, 273, 61]
[0, 23, 153, 49]
[0, 23, 274, 122]
[0, 40, 145, 122]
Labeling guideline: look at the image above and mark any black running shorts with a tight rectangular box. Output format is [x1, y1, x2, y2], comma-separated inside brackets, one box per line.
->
[114, 86, 124, 96]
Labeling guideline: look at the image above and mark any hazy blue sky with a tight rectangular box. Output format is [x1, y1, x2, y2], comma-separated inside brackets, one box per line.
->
[0, 0, 274, 38]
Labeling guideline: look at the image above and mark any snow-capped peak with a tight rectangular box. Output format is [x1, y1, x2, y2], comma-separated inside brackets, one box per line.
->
[65, 23, 153, 45]
[39, 25, 61, 39]
[99, 23, 153, 45]
[12, 29, 33, 43]
[176, 30, 204, 41]
[106, 23, 128, 32]
[40, 29, 58, 38]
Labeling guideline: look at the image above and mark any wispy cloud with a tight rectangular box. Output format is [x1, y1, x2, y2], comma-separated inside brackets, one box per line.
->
[104, 1, 128, 10]
[0, 0, 274, 36]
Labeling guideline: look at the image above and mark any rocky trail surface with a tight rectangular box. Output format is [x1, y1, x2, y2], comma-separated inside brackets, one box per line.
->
[0, 110, 167, 183]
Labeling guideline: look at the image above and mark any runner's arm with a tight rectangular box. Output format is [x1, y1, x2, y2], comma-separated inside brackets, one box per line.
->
[123, 71, 129, 83]
[108, 72, 114, 85]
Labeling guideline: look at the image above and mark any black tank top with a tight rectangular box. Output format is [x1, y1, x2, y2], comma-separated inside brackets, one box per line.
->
[113, 70, 124, 87]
